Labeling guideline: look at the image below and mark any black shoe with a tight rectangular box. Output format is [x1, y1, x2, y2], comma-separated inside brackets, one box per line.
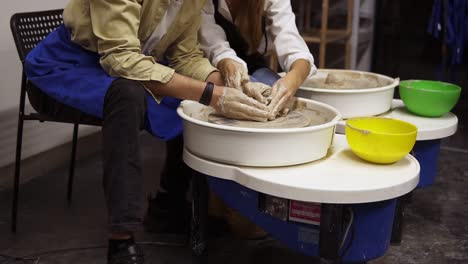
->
[143, 192, 191, 236]
[107, 242, 145, 264]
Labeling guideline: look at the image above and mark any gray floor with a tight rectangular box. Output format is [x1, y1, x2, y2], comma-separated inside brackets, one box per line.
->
[0, 115, 467, 264]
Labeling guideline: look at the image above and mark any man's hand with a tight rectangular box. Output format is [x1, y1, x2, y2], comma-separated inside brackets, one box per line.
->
[213, 87, 270, 122]
[217, 58, 249, 88]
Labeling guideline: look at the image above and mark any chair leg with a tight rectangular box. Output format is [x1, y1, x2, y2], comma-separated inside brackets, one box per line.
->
[67, 123, 79, 204]
[12, 73, 28, 233]
[11, 116, 25, 233]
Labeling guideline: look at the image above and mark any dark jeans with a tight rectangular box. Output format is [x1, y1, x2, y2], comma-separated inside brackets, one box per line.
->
[28, 78, 189, 233]
[102, 79, 147, 232]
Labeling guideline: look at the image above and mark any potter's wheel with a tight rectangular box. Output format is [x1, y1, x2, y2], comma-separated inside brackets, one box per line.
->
[303, 71, 391, 89]
[177, 98, 341, 167]
[296, 69, 399, 119]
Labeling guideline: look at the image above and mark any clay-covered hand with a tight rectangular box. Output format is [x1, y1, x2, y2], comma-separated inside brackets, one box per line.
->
[218, 58, 249, 89]
[268, 79, 297, 120]
[215, 87, 270, 122]
[242, 82, 272, 104]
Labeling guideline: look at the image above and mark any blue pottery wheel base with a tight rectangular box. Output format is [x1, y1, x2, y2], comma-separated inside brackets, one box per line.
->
[412, 139, 441, 188]
[208, 177, 397, 263]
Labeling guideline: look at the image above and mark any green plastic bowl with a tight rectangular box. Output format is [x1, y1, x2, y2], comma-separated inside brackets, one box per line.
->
[399, 80, 461, 117]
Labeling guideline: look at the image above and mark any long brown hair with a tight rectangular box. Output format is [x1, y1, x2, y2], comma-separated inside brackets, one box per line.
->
[234, 0, 265, 54]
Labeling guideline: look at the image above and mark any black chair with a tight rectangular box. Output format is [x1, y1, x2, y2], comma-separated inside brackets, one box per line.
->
[10, 9, 101, 232]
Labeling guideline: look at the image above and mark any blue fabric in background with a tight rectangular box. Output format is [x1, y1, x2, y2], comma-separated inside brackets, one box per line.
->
[250, 67, 281, 86]
[428, 0, 468, 65]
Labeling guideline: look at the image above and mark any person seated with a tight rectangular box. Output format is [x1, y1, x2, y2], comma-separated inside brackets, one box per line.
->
[24, 0, 269, 263]
[200, 0, 317, 117]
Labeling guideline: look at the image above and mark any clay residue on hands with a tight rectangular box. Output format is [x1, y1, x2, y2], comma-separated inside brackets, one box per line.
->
[205, 99, 333, 129]
[216, 87, 270, 122]
[304, 72, 392, 89]
[242, 82, 272, 104]
[219, 58, 250, 89]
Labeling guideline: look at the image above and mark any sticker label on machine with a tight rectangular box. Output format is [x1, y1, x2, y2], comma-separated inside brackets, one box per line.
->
[289, 201, 321, 225]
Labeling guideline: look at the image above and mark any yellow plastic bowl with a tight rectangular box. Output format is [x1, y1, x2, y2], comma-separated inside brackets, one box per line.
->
[345, 117, 417, 164]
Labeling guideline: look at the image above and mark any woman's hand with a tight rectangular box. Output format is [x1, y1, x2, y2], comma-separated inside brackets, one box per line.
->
[218, 58, 249, 89]
[211, 86, 270, 122]
[268, 78, 297, 119]
[268, 59, 311, 119]
[242, 82, 272, 104]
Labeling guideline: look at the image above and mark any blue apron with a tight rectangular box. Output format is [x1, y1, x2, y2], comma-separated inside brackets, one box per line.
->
[25, 25, 182, 141]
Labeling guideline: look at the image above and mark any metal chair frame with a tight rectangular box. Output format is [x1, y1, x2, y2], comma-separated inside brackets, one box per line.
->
[10, 9, 100, 232]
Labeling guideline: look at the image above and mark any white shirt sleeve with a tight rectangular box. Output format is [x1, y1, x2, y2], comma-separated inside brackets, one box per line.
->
[265, 0, 317, 78]
[199, 1, 248, 70]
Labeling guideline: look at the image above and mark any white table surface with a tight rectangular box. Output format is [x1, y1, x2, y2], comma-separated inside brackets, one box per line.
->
[336, 100, 458, 141]
[183, 134, 420, 204]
